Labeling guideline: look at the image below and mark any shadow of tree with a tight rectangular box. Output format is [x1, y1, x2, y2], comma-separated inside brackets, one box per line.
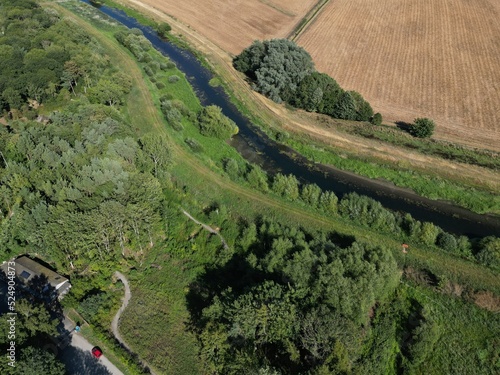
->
[59, 345, 113, 375]
[396, 121, 412, 133]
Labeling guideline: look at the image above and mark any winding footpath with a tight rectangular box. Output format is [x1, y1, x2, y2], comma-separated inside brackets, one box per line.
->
[182, 208, 230, 249]
[112, 271, 158, 375]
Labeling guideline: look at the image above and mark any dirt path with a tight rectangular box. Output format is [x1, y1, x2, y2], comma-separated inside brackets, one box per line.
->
[111, 271, 158, 375]
[111, 272, 131, 351]
[182, 209, 230, 249]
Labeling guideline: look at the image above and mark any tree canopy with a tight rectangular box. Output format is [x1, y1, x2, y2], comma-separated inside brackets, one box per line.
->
[234, 39, 374, 121]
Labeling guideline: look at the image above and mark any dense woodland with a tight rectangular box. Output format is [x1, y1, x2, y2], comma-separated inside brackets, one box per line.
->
[0, 1, 499, 374]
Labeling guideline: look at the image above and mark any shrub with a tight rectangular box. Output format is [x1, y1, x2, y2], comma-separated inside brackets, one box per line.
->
[143, 66, 154, 77]
[157, 22, 171, 38]
[185, 138, 203, 152]
[166, 61, 176, 69]
[370, 112, 383, 126]
[198, 105, 239, 139]
[246, 165, 269, 192]
[168, 75, 180, 83]
[272, 173, 299, 200]
[149, 61, 160, 73]
[409, 118, 435, 138]
[156, 82, 165, 90]
[436, 232, 457, 252]
[223, 158, 240, 179]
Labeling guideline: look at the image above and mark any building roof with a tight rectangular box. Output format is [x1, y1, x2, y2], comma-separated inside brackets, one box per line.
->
[1, 256, 71, 296]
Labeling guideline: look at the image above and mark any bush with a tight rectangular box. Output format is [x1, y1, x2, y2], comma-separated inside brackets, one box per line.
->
[436, 232, 457, 252]
[143, 66, 154, 77]
[246, 165, 269, 192]
[185, 138, 203, 152]
[157, 22, 172, 38]
[168, 75, 180, 83]
[156, 82, 165, 90]
[370, 112, 383, 126]
[223, 158, 240, 179]
[198, 105, 239, 139]
[272, 173, 299, 200]
[409, 118, 435, 138]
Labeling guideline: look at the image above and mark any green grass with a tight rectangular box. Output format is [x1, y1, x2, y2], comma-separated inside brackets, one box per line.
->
[284, 136, 500, 214]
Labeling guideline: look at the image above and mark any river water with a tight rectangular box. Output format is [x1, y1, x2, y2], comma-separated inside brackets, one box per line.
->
[82, 0, 500, 238]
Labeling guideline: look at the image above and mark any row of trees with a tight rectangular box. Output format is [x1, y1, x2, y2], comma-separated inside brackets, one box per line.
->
[220, 160, 498, 268]
[233, 39, 377, 122]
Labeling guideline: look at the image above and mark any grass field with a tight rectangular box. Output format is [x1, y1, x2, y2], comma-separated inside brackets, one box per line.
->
[122, 0, 317, 54]
[297, 0, 500, 151]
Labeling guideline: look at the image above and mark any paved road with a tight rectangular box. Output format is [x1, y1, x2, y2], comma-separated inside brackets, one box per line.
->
[60, 317, 124, 375]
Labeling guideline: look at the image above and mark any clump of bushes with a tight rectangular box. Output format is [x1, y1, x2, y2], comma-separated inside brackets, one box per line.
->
[198, 105, 238, 139]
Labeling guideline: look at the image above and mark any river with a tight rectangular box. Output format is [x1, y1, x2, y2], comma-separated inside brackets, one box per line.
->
[81, 0, 500, 238]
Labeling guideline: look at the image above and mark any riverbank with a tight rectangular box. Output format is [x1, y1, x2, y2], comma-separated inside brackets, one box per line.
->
[113, 0, 499, 216]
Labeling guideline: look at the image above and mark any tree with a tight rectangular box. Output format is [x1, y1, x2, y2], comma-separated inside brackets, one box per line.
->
[409, 118, 435, 138]
[476, 236, 500, 269]
[301, 183, 321, 207]
[156, 22, 171, 38]
[198, 105, 238, 139]
[138, 133, 171, 177]
[235, 39, 315, 103]
[17, 346, 65, 375]
[272, 173, 299, 200]
[246, 165, 269, 192]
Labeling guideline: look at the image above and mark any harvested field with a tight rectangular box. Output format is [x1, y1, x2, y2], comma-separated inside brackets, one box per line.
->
[132, 0, 317, 55]
[297, 0, 500, 151]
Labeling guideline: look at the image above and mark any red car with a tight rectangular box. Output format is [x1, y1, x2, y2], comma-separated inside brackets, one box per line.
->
[91, 346, 103, 359]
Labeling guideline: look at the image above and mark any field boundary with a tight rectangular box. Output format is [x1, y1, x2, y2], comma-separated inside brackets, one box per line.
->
[289, 0, 330, 41]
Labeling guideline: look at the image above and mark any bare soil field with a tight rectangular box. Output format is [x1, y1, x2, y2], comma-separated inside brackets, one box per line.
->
[297, 0, 500, 151]
[130, 0, 317, 55]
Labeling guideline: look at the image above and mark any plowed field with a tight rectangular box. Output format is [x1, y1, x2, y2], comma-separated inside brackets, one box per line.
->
[297, 0, 500, 150]
[133, 0, 317, 55]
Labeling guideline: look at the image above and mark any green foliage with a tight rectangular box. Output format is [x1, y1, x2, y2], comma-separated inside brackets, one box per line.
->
[198, 105, 239, 139]
[245, 165, 269, 192]
[189, 218, 400, 373]
[234, 39, 374, 122]
[409, 118, 435, 138]
[78, 291, 117, 328]
[370, 112, 383, 126]
[223, 158, 240, 180]
[168, 74, 180, 83]
[234, 39, 314, 103]
[301, 183, 322, 208]
[476, 237, 500, 269]
[156, 22, 172, 38]
[272, 173, 299, 200]
[17, 346, 65, 375]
